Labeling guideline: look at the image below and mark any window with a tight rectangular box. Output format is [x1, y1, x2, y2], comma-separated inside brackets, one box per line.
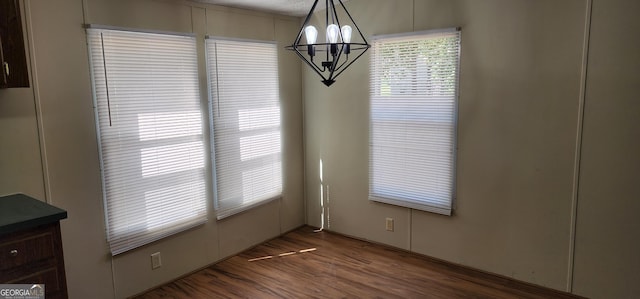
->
[369, 28, 461, 215]
[87, 28, 207, 255]
[206, 37, 282, 220]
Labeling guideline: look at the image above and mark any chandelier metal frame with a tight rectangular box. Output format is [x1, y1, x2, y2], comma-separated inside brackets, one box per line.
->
[286, 0, 370, 86]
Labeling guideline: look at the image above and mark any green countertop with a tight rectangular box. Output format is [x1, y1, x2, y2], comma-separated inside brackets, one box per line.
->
[0, 193, 67, 235]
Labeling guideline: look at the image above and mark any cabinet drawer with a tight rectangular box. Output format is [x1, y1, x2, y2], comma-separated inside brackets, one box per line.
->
[6, 267, 60, 293]
[0, 232, 55, 271]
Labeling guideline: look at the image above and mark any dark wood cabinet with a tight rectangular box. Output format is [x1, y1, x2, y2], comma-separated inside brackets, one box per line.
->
[0, 194, 68, 299]
[0, 223, 68, 299]
[0, 0, 29, 88]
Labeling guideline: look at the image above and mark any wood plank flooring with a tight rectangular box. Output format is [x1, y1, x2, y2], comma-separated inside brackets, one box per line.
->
[134, 226, 582, 299]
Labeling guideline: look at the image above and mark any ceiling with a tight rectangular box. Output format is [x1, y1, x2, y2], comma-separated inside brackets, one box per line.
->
[193, 0, 340, 17]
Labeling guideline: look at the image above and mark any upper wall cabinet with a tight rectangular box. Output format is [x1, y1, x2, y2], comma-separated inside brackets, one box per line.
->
[0, 0, 29, 88]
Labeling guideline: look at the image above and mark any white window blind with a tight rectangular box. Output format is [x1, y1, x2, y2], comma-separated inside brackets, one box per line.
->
[205, 38, 282, 220]
[369, 28, 461, 215]
[87, 28, 207, 255]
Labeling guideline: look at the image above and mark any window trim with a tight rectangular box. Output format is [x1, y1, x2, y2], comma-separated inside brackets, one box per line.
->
[371, 27, 460, 41]
[85, 24, 195, 38]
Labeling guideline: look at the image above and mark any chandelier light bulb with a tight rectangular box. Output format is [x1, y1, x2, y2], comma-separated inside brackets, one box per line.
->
[326, 24, 340, 44]
[341, 25, 352, 43]
[304, 26, 318, 45]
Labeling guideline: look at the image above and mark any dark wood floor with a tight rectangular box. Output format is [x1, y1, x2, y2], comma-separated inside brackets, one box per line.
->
[134, 226, 581, 299]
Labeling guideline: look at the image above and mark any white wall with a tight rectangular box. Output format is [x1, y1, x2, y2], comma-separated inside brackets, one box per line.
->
[572, 0, 640, 298]
[304, 0, 639, 297]
[0, 0, 304, 298]
[0, 88, 44, 199]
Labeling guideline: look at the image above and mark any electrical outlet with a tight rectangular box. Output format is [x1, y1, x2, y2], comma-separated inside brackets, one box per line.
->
[151, 252, 162, 270]
[386, 217, 394, 232]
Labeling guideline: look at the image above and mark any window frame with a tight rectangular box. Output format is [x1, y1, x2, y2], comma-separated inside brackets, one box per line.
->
[205, 36, 283, 220]
[368, 28, 462, 216]
[87, 26, 208, 255]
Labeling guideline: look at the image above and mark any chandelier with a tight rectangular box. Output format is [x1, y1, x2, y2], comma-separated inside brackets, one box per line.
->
[286, 0, 370, 86]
